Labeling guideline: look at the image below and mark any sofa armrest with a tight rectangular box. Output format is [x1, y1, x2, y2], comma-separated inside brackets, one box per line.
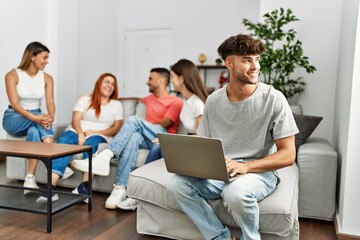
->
[297, 137, 337, 220]
[53, 123, 68, 140]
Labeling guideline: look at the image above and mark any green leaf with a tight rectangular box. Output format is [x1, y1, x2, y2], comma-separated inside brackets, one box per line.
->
[242, 8, 316, 99]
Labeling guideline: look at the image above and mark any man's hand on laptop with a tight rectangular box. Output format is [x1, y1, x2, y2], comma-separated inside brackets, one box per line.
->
[225, 157, 249, 176]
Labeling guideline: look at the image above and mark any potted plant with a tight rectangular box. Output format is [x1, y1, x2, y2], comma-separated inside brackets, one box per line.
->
[242, 8, 316, 100]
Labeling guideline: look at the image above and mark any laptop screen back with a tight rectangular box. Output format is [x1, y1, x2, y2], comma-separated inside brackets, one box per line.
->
[157, 133, 231, 182]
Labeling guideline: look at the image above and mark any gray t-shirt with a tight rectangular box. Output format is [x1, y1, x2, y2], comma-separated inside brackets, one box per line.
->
[197, 83, 299, 161]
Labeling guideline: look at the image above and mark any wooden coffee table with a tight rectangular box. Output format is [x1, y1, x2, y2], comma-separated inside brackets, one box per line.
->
[0, 139, 92, 233]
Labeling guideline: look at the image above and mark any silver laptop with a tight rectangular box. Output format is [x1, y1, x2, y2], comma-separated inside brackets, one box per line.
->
[157, 133, 236, 182]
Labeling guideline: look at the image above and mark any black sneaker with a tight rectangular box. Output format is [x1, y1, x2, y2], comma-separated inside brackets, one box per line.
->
[36, 184, 59, 203]
[72, 181, 89, 203]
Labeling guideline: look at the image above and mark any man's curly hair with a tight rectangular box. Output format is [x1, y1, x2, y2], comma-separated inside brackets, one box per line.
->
[217, 34, 265, 60]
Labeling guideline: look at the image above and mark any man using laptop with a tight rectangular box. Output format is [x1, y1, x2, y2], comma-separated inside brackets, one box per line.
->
[167, 34, 299, 240]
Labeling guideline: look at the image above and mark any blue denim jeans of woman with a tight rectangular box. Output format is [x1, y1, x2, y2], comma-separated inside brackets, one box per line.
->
[2, 107, 54, 141]
[145, 143, 163, 164]
[167, 171, 279, 240]
[108, 116, 166, 186]
[52, 130, 106, 177]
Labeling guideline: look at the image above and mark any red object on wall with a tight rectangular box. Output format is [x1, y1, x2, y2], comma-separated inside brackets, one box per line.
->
[218, 70, 228, 88]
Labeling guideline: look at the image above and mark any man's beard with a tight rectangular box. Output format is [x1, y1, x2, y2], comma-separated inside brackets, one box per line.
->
[234, 70, 259, 85]
[148, 85, 154, 93]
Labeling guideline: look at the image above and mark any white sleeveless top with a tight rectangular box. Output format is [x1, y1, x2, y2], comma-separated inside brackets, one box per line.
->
[15, 68, 45, 110]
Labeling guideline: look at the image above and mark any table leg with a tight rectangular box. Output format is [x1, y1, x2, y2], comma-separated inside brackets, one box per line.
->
[46, 157, 52, 233]
[88, 149, 92, 212]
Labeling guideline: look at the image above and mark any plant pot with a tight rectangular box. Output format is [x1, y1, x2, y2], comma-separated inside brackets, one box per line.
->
[288, 94, 300, 105]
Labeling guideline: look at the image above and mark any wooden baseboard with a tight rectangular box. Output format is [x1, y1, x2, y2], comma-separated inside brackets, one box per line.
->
[337, 233, 360, 240]
[335, 214, 360, 240]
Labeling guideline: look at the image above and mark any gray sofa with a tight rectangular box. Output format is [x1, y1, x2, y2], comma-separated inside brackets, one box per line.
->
[127, 137, 337, 240]
[5, 99, 338, 240]
[5, 98, 149, 193]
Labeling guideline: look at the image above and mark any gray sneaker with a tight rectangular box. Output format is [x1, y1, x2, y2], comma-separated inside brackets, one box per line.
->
[116, 197, 137, 210]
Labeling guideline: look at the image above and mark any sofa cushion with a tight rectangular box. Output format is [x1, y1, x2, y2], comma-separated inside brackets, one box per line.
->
[135, 101, 146, 119]
[120, 99, 138, 121]
[293, 114, 323, 150]
[290, 104, 303, 115]
[127, 159, 299, 237]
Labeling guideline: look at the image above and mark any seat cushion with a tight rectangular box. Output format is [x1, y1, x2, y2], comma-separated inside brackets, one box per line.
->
[127, 159, 298, 237]
[120, 99, 137, 121]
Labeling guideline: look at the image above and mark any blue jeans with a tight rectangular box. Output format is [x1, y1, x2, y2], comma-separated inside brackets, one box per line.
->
[108, 116, 166, 186]
[167, 171, 279, 240]
[145, 143, 163, 164]
[2, 107, 54, 141]
[52, 130, 106, 177]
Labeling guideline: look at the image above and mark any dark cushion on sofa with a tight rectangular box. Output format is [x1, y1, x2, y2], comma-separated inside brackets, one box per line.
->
[293, 114, 323, 150]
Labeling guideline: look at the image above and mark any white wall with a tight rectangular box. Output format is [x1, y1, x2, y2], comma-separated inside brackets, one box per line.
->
[298, 0, 342, 145]
[75, 0, 260, 97]
[334, 0, 360, 236]
[0, 0, 51, 139]
[260, 0, 341, 144]
[77, 0, 118, 98]
[55, 1, 79, 126]
[0, 0, 80, 134]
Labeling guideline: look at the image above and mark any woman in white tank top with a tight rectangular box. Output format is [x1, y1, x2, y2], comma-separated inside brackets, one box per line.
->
[2, 42, 55, 194]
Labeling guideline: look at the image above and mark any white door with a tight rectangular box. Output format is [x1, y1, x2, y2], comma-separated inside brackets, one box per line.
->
[123, 28, 174, 97]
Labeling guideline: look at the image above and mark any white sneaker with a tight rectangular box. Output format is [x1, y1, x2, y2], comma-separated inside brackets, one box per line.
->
[116, 197, 137, 210]
[105, 185, 126, 209]
[62, 167, 74, 180]
[23, 174, 39, 195]
[71, 149, 113, 176]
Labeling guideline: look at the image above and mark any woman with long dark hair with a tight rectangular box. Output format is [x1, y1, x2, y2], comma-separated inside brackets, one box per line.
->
[170, 58, 208, 133]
